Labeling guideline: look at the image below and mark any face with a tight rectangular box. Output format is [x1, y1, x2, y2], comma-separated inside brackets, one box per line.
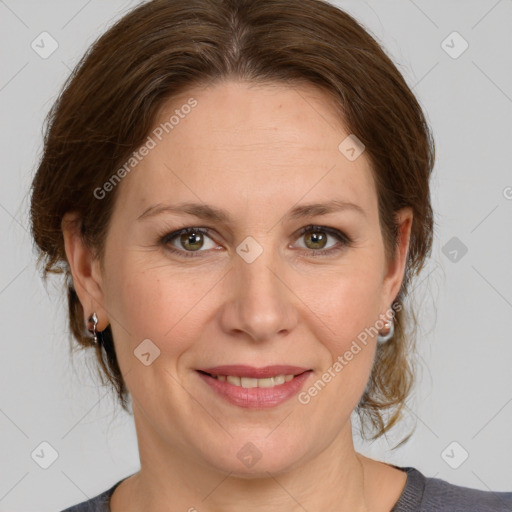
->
[66, 79, 412, 476]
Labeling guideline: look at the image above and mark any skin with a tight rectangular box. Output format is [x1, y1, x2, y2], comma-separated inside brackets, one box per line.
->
[63, 79, 412, 511]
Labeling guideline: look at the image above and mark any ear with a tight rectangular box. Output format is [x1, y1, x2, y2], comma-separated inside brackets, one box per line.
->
[61, 212, 108, 331]
[380, 207, 413, 312]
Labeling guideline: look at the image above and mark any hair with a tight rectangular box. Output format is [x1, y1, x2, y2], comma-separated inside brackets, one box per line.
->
[30, 0, 435, 443]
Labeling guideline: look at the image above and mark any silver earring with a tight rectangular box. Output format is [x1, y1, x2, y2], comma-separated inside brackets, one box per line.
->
[87, 312, 99, 344]
[377, 318, 394, 344]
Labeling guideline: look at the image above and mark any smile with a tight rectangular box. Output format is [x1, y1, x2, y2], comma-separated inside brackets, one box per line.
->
[196, 367, 313, 408]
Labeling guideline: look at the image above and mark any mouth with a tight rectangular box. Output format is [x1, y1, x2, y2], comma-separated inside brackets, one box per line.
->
[195, 365, 313, 408]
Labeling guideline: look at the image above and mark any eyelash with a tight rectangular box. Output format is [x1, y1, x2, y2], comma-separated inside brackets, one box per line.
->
[159, 225, 352, 258]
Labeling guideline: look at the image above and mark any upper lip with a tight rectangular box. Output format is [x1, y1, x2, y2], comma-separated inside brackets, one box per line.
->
[197, 365, 311, 378]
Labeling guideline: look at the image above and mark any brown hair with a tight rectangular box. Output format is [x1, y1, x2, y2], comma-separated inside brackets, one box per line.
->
[30, 0, 434, 443]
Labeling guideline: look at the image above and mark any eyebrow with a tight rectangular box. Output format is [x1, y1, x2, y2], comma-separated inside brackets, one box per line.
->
[137, 199, 366, 223]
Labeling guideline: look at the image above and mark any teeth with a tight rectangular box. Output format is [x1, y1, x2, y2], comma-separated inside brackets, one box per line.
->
[241, 377, 258, 388]
[226, 375, 241, 386]
[257, 377, 275, 388]
[214, 374, 296, 388]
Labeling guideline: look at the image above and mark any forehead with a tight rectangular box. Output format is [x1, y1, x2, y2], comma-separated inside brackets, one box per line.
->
[112, 80, 377, 221]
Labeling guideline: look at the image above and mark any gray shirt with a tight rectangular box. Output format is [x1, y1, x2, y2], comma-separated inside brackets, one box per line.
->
[60, 465, 512, 511]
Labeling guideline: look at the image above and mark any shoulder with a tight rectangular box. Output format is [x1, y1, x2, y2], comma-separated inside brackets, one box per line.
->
[392, 465, 512, 512]
[59, 478, 124, 512]
[422, 471, 512, 512]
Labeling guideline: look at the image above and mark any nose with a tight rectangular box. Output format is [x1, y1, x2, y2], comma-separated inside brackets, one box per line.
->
[218, 245, 299, 343]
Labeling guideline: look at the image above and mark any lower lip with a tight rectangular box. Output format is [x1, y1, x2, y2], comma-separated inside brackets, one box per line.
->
[196, 371, 312, 409]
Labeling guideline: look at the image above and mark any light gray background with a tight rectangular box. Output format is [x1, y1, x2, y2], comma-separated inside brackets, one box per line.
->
[0, 0, 511, 510]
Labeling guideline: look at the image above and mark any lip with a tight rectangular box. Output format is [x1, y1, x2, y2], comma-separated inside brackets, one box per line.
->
[197, 365, 310, 378]
[196, 368, 313, 409]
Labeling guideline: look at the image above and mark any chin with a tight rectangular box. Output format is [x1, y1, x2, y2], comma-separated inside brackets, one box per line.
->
[198, 436, 309, 478]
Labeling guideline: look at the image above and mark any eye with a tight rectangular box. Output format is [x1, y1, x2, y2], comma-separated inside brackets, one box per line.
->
[160, 227, 218, 257]
[159, 225, 352, 258]
[293, 225, 351, 256]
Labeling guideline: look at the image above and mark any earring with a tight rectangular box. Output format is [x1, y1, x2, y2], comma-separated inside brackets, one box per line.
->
[377, 317, 394, 344]
[87, 312, 99, 345]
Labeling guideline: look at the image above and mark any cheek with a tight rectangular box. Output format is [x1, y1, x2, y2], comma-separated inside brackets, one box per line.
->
[298, 263, 384, 351]
[104, 255, 221, 355]
[294, 269, 382, 439]
[104, 239, 384, 369]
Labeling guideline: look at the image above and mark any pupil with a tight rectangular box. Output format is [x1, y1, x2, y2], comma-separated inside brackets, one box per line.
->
[182, 232, 202, 250]
[307, 231, 326, 249]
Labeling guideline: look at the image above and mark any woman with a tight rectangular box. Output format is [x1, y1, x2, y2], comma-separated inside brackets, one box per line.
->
[29, 0, 512, 510]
